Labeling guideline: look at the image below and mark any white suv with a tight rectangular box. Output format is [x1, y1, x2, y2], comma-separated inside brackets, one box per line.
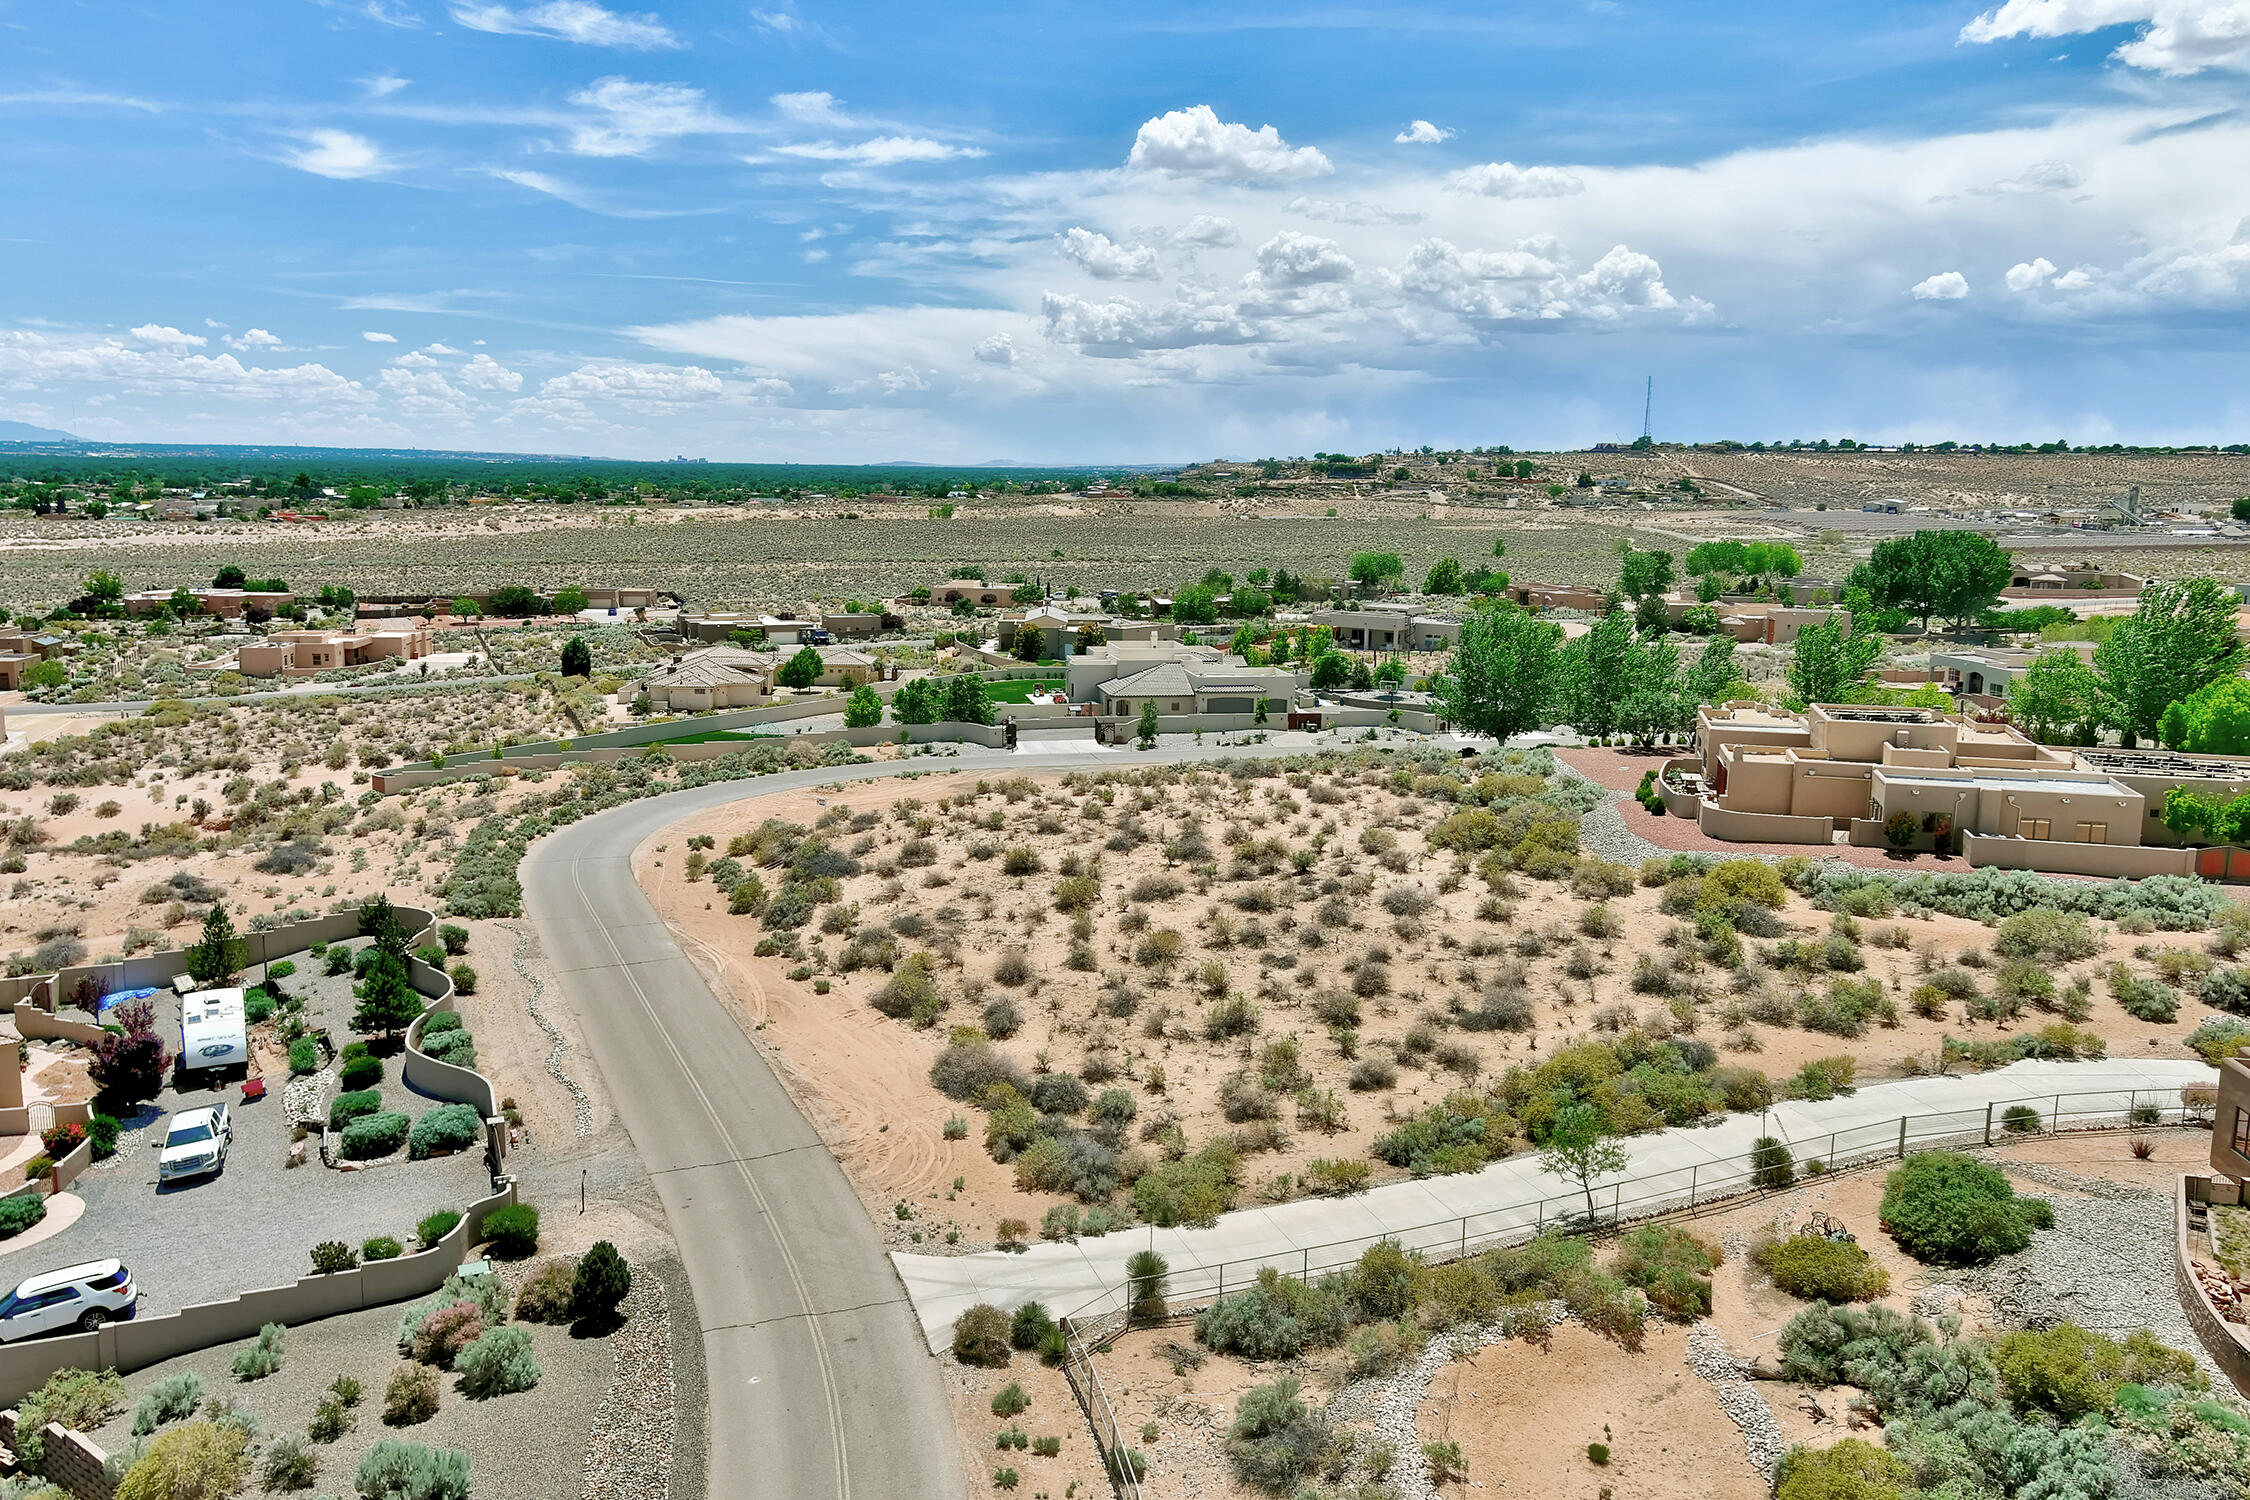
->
[158, 1102, 231, 1183]
[0, 1261, 138, 1341]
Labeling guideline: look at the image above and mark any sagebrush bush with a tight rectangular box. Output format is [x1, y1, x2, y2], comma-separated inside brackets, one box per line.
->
[231, 1321, 285, 1381]
[407, 1104, 483, 1159]
[1195, 1268, 1352, 1360]
[1612, 1225, 1718, 1321]
[115, 1421, 250, 1500]
[330, 1088, 384, 1128]
[454, 1326, 540, 1399]
[132, 1370, 205, 1435]
[341, 1111, 411, 1160]
[478, 1203, 539, 1257]
[260, 1435, 319, 1492]
[355, 1438, 470, 1500]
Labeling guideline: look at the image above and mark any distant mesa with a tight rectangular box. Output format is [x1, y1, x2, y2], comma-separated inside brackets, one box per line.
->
[0, 420, 79, 443]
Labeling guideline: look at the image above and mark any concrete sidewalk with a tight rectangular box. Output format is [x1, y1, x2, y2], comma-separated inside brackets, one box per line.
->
[891, 1056, 2214, 1351]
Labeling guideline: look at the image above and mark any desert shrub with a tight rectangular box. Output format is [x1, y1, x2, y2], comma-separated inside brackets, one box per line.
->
[479, 1203, 539, 1257]
[1782, 1056, 1857, 1101]
[363, 1235, 403, 1262]
[1009, 1302, 1056, 1351]
[1752, 1234, 1890, 1301]
[330, 1088, 384, 1128]
[288, 1037, 321, 1075]
[1204, 994, 1259, 1040]
[2001, 1103, 2041, 1134]
[354, 1438, 470, 1500]
[1352, 1239, 1418, 1321]
[1774, 1439, 1913, 1500]
[1458, 982, 1533, 1032]
[418, 1029, 478, 1069]
[1788, 864, 2226, 930]
[340, 1052, 383, 1090]
[2110, 971, 2181, 1023]
[1198, 1270, 1352, 1360]
[870, 953, 944, 1024]
[952, 1303, 1012, 1367]
[341, 1111, 411, 1160]
[417, 1211, 462, 1246]
[2188, 1016, 2250, 1064]
[1089, 1087, 1136, 1127]
[1994, 906, 2102, 963]
[311, 1240, 358, 1274]
[1879, 1151, 2048, 1265]
[1750, 1135, 1795, 1191]
[1132, 1141, 1238, 1227]
[397, 1271, 509, 1364]
[929, 1040, 1028, 1101]
[1225, 1375, 1336, 1493]
[115, 1421, 250, 1500]
[1347, 1056, 1398, 1091]
[407, 1303, 485, 1369]
[381, 1365, 441, 1427]
[1029, 1072, 1088, 1115]
[1371, 1093, 1514, 1176]
[261, 1435, 320, 1492]
[231, 1321, 285, 1381]
[1612, 1225, 1717, 1320]
[513, 1260, 577, 1323]
[408, 1104, 483, 1159]
[132, 1371, 206, 1435]
[454, 1326, 539, 1399]
[1346, 1319, 1424, 1376]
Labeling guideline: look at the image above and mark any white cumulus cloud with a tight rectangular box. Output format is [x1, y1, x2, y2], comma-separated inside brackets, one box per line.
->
[225, 328, 283, 350]
[1910, 271, 1971, 300]
[2006, 256, 2060, 290]
[1959, 0, 2250, 74]
[1056, 228, 1161, 280]
[1395, 119, 1452, 144]
[537, 360, 725, 409]
[455, 353, 523, 391]
[1287, 196, 1422, 226]
[449, 1, 679, 49]
[973, 332, 1017, 365]
[130, 324, 206, 348]
[1254, 231, 1356, 287]
[1126, 105, 1331, 183]
[1446, 161, 1585, 199]
[1997, 158, 2083, 191]
[282, 129, 392, 179]
[363, 330, 399, 342]
[1172, 215, 1240, 247]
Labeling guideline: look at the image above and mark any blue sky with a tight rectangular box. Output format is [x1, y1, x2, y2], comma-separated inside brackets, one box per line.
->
[1, 0, 2246, 459]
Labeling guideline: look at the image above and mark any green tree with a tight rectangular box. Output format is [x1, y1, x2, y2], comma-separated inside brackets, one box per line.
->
[185, 902, 246, 987]
[212, 565, 247, 589]
[570, 1241, 632, 1325]
[1309, 651, 1351, 691]
[352, 949, 423, 1038]
[2163, 677, 2250, 753]
[24, 658, 66, 689]
[551, 586, 590, 614]
[1171, 585, 1219, 626]
[1373, 656, 1407, 692]
[558, 637, 593, 678]
[1786, 614, 1881, 706]
[1009, 623, 1043, 662]
[2006, 649, 2100, 743]
[2097, 577, 2247, 746]
[1137, 700, 1160, 745]
[1616, 630, 1685, 744]
[1559, 608, 1636, 739]
[776, 646, 824, 690]
[1856, 530, 2012, 632]
[451, 596, 480, 618]
[1433, 605, 1563, 741]
[1349, 552, 1404, 590]
[843, 684, 883, 728]
[1422, 557, 1465, 595]
[1540, 1101, 1630, 1222]
[1617, 547, 1674, 601]
[945, 674, 993, 725]
[83, 568, 123, 604]
[893, 677, 941, 724]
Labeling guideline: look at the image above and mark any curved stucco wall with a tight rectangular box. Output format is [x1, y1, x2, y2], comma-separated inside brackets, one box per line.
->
[1695, 802, 1836, 844]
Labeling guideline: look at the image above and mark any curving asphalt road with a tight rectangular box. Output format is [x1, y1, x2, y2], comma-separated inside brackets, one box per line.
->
[522, 744, 1281, 1499]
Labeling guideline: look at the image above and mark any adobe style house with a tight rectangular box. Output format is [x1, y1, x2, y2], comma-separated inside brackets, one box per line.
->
[1660, 599, 1855, 645]
[2002, 563, 2144, 598]
[1675, 702, 2250, 878]
[637, 647, 774, 711]
[232, 620, 433, 678]
[1094, 660, 1298, 718]
[1303, 608, 1461, 652]
[124, 587, 294, 619]
[929, 579, 1017, 607]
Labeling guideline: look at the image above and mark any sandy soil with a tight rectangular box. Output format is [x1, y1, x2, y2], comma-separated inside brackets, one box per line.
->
[1422, 1321, 1768, 1500]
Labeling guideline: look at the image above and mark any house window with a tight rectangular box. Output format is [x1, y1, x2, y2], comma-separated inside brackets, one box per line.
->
[2017, 817, 2051, 840]
[2074, 822, 2108, 844]
[2235, 1107, 2250, 1160]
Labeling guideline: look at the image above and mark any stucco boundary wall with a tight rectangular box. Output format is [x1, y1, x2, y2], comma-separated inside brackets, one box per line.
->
[0, 1178, 519, 1410]
[369, 720, 1010, 792]
[1693, 802, 1836, 844]
[2178, 1174, 2250, 1398]
[1963, 832, 2197, 878]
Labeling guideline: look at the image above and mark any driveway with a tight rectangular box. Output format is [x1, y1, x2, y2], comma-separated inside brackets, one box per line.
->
[0, 1064, 490, 1316]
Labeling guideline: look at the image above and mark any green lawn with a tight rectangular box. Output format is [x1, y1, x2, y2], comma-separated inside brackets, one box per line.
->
[985, 678, 1065, 703]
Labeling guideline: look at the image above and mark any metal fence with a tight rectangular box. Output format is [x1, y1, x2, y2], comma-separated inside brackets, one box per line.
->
[1054, 1080, 2214, 1497]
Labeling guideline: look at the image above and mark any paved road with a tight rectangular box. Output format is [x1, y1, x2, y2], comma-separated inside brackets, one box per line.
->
[891, 1057, 2217, 1350]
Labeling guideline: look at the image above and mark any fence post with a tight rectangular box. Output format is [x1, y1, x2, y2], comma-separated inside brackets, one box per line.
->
[2053, 1094, 2061, 1135]
[1689, 1163, 1698, 1209]
[1898, 1116, 1907, 1159]
[1302, 1248, 1308, 1282]
[1983, 1102, 1993, 1147]
[1459, 1218, 1467, 1259]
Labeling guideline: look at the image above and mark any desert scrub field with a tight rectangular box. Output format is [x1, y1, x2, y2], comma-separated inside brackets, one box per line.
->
[640, 747, 2248, 1252]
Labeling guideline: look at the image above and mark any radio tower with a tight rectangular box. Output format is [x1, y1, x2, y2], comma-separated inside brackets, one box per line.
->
[1640, 376, 1653, 443]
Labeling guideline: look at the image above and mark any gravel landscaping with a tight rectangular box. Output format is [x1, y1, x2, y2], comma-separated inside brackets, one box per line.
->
[80, 1255, 665, 1500]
